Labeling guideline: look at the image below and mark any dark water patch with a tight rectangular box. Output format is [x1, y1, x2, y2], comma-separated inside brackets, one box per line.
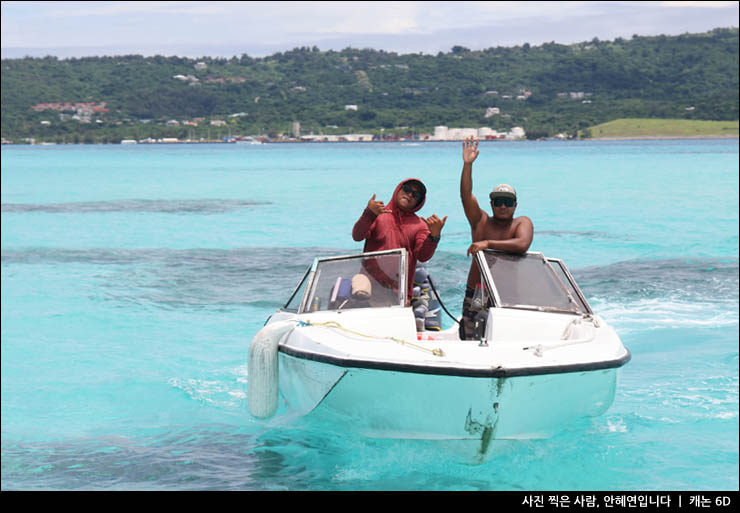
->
[5, 248, 736, 314]
[572, 258, 739, 304]
[2, 247, 343, 312]
[2, 246, 319, 267]
[1, 199, 272, 214]
[537, 229, 619, 240]
[0, 428, 311, 490]
[3, 247, 156, 265]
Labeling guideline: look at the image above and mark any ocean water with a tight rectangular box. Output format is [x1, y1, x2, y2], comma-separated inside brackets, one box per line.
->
[1, 140, 737, 491]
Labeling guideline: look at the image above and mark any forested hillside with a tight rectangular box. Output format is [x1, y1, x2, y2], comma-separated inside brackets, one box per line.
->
[1, 28, 737, 142]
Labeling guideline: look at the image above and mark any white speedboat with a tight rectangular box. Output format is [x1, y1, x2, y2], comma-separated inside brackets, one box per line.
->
[235, 136, 263, 144]
[248, 248, 630, 462]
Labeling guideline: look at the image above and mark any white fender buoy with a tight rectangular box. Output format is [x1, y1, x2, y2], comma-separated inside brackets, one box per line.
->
[247, 320, 297, 419]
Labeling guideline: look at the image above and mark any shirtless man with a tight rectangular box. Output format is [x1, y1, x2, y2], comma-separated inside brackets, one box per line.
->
[459, 136, 534, 339]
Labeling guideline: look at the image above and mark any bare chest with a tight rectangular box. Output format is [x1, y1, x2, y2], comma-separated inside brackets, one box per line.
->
[473, 216, 519, 241]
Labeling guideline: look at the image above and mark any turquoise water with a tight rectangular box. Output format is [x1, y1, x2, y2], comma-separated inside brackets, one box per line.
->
[1, 140, 738, 490]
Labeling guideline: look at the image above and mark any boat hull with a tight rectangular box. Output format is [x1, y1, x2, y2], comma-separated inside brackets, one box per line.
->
[278, 351, 619, 462]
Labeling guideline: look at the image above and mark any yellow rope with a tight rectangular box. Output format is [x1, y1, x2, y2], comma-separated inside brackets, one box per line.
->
[299, 320, 445, 357]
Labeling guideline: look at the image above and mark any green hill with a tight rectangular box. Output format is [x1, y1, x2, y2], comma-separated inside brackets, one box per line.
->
[585, 118, 739, 138]
[1, 28, 737, 143]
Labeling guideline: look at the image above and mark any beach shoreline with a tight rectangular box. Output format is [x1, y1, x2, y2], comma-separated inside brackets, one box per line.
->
[589, 134, 738, 141]
[2, 134, 738, 146]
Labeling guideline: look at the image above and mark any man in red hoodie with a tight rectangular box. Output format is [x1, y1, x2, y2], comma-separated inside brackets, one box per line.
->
[352, 178, 447, 305]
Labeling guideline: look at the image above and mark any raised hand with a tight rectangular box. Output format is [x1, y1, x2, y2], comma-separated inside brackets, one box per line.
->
[462, 136, 480, 164]
[367, 193, 391, 216]
[423, 214, 448, 238]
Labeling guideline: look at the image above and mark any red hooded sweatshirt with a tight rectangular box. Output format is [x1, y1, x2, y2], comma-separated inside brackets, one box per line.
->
[352, 178, 439, 304]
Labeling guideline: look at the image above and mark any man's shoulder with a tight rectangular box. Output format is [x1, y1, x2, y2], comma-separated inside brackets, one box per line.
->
[512, 215, 533, 232]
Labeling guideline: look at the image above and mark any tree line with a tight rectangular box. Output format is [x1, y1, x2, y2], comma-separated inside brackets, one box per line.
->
[1, 28, 737, 142]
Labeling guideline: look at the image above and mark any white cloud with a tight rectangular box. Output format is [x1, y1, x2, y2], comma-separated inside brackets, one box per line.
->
[40, 1, 231, 17]
[661, 1, 739, 7]
[1, 0, 737, 57]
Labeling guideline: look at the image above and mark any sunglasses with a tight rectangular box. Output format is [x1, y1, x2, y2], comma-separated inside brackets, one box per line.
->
[492, 197, 515, 208]
[401, 183, 423, 201]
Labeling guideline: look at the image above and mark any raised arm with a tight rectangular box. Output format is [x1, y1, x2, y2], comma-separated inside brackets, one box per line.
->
[352, 193, 390, 241]
[460, 137, 483, 228]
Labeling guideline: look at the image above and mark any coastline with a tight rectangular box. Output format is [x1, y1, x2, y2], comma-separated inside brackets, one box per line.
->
[2, 134, 738, 146]
[2, 135, 739, 147]
[589, 134, 738, 141]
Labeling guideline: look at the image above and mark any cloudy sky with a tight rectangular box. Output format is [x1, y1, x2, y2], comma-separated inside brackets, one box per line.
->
[1, 1, 738, 59]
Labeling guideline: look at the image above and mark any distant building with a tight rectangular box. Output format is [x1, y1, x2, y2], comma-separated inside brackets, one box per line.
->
[433, 126, 449, 140]
[484, 107, 500, 118]
[508, 127, 526, 139]
[345, 105, 358, 111]
[432, 124, 523, 141]
[174, 74, 199, 83]
[31, 101, 108, 113]
[343, 134, 373, 142]
[194, 62, 208, 71]
[447, 128, 478, 140]
[477, 127, 502, 139]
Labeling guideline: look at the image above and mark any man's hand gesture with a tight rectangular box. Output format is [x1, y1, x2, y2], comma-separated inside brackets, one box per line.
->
[367, 193, 392, 216]
[423, 214, 448, 238]
[462, 136, 479, 164]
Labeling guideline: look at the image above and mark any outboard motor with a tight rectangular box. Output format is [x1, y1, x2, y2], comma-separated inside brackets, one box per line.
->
[470, 283, 489, 341]
[411, 263, 442, 331]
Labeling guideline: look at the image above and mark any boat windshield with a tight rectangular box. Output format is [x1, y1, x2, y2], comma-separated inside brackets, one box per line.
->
[479, 251, 590, 315]
[300, 250, 406, 313]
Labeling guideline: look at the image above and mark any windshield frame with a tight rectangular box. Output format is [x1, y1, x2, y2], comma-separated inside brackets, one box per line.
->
[545, 257, 593, 314]
[280, 265, 312, 313]
[296, 248, 408, 314]
[474, 249, 591, 315]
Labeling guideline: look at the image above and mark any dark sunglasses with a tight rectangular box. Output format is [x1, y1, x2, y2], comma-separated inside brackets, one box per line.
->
[492, 197, 515, 208]
[401, 184, 423, 201]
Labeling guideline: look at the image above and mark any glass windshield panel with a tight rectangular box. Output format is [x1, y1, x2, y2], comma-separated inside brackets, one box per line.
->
[546, 259, 591, 314]
[482, 251, 585, 313]
[283, 267, 310, 312]
[302, 252, 404, 312]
